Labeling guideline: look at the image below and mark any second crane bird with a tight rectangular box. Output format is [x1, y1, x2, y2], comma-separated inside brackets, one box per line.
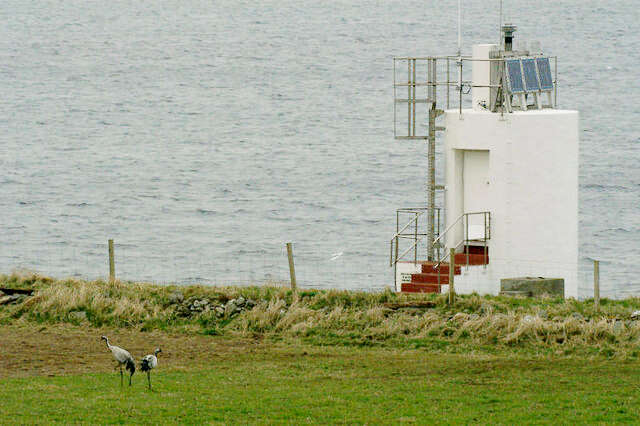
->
[141, 348, 161, 390]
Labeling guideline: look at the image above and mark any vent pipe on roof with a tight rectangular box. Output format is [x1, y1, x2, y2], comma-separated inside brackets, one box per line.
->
[502, 24, 517, 51]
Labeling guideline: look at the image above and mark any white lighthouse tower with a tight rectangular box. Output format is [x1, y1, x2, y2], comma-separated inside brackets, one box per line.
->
[390, 24, 579, 298]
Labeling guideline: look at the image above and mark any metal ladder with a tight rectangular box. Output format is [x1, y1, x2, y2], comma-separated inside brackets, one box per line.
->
[393, 57, 446, 261]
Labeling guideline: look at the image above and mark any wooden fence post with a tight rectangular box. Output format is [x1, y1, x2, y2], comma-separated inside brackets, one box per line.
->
[594, 260, 600, 312]
[108, 239, 115, 282]
[448, 248, 455, 305]
[286, 242, 297, 290]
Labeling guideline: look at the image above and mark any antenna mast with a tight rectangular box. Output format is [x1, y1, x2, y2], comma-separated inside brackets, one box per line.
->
[457, 0, 462, 56]
[499, 0, 503, 48]
[456, 0, 463, 117]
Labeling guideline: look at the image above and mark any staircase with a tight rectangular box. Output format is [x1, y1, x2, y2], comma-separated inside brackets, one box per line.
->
[401, 245, 489, 293]
[453, 245, 490, 266]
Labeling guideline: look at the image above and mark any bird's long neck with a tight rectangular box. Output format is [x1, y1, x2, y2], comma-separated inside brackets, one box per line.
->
[154, 349, 160, 356]
[104, 338, 111, 350]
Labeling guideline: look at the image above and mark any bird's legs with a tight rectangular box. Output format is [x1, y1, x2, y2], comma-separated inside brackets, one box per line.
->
[129, 369, 133, 386]
[119, 365, 123, 386]
[147, 371, 152, 390]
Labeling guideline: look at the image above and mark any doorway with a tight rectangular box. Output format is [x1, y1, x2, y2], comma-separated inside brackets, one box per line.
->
[462, 150, 490, 241]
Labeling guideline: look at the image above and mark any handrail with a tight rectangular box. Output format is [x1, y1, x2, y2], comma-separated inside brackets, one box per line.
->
[434, 239, 465, 268]
[396, 235, 427, 266]
[433, 210, 490, 247]
[433, 211, 491, 268]
[389, 207, 441, 268]
[390, 210, 425, 243]
[389, 210, 424, 267]
[432, 212, 466, 247]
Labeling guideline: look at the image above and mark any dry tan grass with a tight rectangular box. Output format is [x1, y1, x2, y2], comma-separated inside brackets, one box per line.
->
[4, 272, 640, 357]
[19, 279, 170, 326]
[274, 301, 315, 332]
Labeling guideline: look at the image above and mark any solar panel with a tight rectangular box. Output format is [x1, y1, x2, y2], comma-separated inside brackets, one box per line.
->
[536, 57, 554, 91]
[521, 58, 540, 92]
[505, 59, 524, 94]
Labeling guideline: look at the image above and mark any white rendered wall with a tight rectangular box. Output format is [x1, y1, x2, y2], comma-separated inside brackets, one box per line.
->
[471, 44, 497, 111]
[395, 261, 422, 292]
[444, 109, 579, 298]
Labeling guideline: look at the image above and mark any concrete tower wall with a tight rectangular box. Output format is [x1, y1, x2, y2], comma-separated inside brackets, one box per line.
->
[471, 44, 497, 110]
[443, 109, 579, 297]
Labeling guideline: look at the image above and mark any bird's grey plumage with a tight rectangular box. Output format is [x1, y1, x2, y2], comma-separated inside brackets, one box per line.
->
[140, 348, 161, 390]
[101, 335, 135, 386]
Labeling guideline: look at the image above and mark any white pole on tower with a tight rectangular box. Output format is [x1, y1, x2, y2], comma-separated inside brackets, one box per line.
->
[457, 0, 462, 56]
[499, 0, 503, 48]
[457, 0, 463, 115]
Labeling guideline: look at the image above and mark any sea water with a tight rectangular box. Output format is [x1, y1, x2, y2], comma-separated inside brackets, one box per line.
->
[1, 0, 638, 298]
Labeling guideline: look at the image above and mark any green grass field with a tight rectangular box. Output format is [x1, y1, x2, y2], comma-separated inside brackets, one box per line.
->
[2, 343, 639, 424]
[3, 274, 640, 423]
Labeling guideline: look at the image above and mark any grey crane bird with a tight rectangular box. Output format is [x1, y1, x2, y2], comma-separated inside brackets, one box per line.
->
[101, 335, 135, 386]
[140, 348, 161, 390]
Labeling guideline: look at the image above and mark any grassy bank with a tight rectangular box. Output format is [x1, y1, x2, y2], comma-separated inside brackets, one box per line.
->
[1, 342, 639, 424]
[3, 272, 640, 358]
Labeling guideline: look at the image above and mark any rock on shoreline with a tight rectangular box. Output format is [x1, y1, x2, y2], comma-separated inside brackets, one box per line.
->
[172, 292, 258, 318]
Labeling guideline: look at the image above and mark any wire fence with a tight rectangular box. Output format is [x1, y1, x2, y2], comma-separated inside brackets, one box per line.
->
[0, 240, 389, 292]
[0, 239, 637, 299]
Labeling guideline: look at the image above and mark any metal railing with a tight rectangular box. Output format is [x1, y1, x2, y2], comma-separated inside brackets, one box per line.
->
[433, 211, 491, 268]
[393, 55, 559, 139]
[389, 207, 441, 268]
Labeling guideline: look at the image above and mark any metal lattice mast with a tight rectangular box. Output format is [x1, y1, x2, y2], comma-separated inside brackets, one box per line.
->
[427, 59, 435, 261]
[427, 113, 435, 260]
[427, 58, 443, 261]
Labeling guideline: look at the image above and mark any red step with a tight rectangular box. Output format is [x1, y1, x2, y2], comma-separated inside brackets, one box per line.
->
[401, 283, 442, 293]
[454, 253, 489, 266]
[411, 273, 450, 284]
[421, 262, 461, 275]
[464, 245, 489, 255]
[399, 246, 489, 294]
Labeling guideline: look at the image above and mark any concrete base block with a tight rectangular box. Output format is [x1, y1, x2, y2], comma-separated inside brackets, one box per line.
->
[500, 277, 564, 298]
